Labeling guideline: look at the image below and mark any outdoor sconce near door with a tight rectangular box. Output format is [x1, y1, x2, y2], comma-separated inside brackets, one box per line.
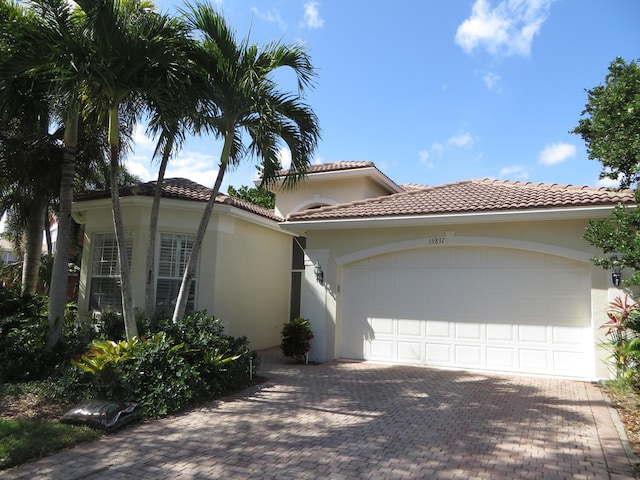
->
[612, 260, 622, 287]
[313, 260, 324, 285]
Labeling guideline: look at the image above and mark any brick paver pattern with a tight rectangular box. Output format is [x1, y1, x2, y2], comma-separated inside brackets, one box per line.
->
[3, 348, 637, 479]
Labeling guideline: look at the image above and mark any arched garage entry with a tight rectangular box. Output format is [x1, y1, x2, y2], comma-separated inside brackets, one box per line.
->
[338, 240, 594, 378]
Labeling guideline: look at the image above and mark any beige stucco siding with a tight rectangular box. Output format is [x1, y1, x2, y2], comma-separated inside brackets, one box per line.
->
[211, 214, 291, 349]
[74, 197, 291, 350]
[275, 176, 392, 218]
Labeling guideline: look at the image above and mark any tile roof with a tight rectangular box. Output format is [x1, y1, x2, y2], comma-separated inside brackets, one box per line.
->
[75, 178, 282, 221]
[286, 178, 635, 221]
[302, 161, 375, 173]
[273, 161, 375, 177]
[273, 161, 403, 193]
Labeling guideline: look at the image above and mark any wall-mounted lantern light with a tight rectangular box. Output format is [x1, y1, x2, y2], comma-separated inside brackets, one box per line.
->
[612, 260, 622, 287]
[313, 260, 324, 285]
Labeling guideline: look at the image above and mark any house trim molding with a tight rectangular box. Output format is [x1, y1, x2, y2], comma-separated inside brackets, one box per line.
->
[335, 233, 594, 266]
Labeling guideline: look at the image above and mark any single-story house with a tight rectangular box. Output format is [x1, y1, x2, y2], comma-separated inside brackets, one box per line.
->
[72, 161, 635, 379]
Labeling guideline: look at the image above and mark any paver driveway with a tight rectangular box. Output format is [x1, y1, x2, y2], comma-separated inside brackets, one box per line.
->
[3, 348, 638, 480]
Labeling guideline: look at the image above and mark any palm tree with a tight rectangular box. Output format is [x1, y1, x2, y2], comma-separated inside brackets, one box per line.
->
[171, 2, 320, 322]
[72, 0, 194, 339]
[142, 50, 204, 317]
[0, 1, 64, 295]
[3, 0, 92, 347]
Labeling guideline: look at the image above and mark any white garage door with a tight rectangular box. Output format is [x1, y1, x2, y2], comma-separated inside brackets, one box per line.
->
[340, 246, 593, 378]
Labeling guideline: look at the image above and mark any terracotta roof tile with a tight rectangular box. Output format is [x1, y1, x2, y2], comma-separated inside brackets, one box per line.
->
[75, 178, 282, 221]
[274, 161, 375, 177]
[400, 183, 429, 191]
[287, 178, 635, 221]
[303, 161, 375, 173]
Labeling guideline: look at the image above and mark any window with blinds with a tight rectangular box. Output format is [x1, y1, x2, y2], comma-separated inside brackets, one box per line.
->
[155, 233, 196, 312]
[89, 232, 133, 312]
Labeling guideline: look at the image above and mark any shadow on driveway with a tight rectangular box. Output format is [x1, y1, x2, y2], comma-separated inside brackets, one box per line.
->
[3, 347, 637, 479]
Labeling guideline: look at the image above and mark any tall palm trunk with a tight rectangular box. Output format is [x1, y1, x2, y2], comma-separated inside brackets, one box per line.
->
[44, 212, 52, 256]
[171, 131, 232, 323]
[108, 106, 138, 340]
[22, 106, 49, 295]
[143, 134, 174, 316]
[47, 111, 78, 349]
[21, 197, 46, 294]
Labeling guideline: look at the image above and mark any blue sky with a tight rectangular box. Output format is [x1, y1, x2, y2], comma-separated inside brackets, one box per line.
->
[120, 0, 639, 193]
[3, 1, 638, 233]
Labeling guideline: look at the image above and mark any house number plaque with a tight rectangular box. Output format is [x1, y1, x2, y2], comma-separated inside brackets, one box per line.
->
[428, 236, 446, 245]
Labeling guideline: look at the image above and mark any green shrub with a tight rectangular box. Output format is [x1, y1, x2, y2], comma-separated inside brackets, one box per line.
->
[69, 312, 258, 418]
[281, 317, 313, 363]
[118, 333, 200, 417]
[94, 310, 126, 341]
[0, 288, 54, 382]
[0, 284, 94, 383]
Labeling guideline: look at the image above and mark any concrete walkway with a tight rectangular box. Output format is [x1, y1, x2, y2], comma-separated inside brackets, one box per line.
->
[3, 348, 638, 480]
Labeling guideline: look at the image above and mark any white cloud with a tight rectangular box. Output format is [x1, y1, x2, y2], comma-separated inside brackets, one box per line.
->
[449, 132, 473, 148]
[595, 177, 621, 189]
[301, 1, 324, 29]
[430, 143, 444, 156]
[483, 72, 501, 90]
[499, 165, 529, 180]
[455, 0, 553, 57]
[132, 124, 156, 152]
[419, 150, 434, 168]
[124, 158, 153, 181]
[538, 142, 576, 166]
[277, 147, 292, 170]
[165, 151, 219, 187]
[251, 7, 287, 30]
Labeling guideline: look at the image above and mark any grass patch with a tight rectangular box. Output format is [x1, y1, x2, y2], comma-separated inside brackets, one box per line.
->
[0, 418, 102, 470]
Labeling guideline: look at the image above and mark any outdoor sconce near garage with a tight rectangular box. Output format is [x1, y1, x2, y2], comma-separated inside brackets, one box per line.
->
[612, 260, 622, 287]
[313, 260, 324, 285]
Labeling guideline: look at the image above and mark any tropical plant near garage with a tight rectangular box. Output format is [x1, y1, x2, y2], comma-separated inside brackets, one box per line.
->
[281, 317, 313, 363]
[600, 295, 640, 381]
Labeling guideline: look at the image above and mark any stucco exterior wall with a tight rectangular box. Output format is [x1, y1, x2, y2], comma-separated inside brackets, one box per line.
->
[274, 176, 391, 218]
[74, 197, 291, 350]
[210, 212, 291, 349]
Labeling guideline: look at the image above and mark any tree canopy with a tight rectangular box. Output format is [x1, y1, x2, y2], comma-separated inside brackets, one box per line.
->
[575, 57, 640, 286]
[572, 57, 640, 189]
[227, 185, 276, 210]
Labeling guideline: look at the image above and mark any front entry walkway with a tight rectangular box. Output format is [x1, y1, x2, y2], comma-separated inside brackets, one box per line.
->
[4, 348, 638, 479]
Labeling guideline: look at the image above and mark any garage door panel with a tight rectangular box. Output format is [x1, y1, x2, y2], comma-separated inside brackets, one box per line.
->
[369, 340, 393, 359]
[519, 324, 549, 343]
[455, 322, 482, 340]
[341, 246, 593, 378]
[487, 324, 515, 341]
[426, 343, 451, 363]
[398, 318, 422, 336]
[520, 349, 550, 371]
[397, 342, 422, 362]
[486, 347, 514, 367]
[552, 326, 586, 345]
[456, 345, 482, 365]
[426, 320, 450, 337]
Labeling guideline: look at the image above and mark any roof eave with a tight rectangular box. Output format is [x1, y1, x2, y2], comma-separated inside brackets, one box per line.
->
[280, 204, 627, 231]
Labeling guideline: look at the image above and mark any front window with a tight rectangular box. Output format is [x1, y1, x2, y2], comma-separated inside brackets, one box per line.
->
[156, 233, 196, 312]
[89, 232, 133, 312]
